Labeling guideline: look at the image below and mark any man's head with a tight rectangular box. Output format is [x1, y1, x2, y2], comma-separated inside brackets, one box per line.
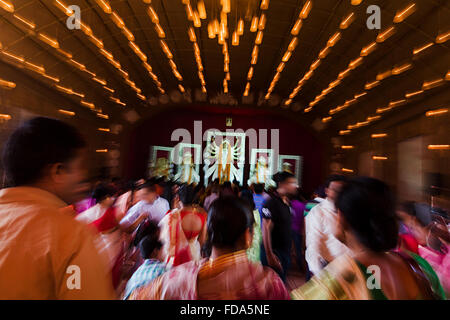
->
[136, 181, 158, 204]
[253, 183, 264, 195]
[273, 171, 298, 196]
[2, 117, 88, 204]
[325, 175, 347, 203]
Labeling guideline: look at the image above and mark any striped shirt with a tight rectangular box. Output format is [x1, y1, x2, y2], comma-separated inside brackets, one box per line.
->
[123, 259, 167, 299]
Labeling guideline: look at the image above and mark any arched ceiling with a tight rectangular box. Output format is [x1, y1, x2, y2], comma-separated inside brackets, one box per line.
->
[0, 0, 449, 138]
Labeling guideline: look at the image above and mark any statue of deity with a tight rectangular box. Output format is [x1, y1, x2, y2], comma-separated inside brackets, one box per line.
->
[204, 136, 242, 185]
[248, 156, 275, 188]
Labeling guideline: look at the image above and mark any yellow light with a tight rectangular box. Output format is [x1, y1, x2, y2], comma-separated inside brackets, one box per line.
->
[319, 46, 330, 59]
[92, 77, 107, 85]
[207, 22, 215, 39]
[413, 42, 433, 55]
[232, 31, 239, 46]
[327, 32, 341, 47]
[160, 40, 173, 59]
[103, 86, 114, 93]
[247, 67, 254, 80]
[371, 133, 387, 138]
[339, 130, 351, 135]
[376, 70, 392, 81]
[436, 31, 450, 44]
[426, 108, 448, 117]
[197, 0, 206, 19]
[365, 80, 380, 90]
[88, 35, 104, 48]
[322, 116, 332, 123]
[338, 68, 351, 79]
[288, 37, 298, 51]
[376, 26, 396, 43]
[152, 23, 164, 38]
[193, 10, 201, 28]
[341, 168, 354, 173]
[250, 16, 259, 32]
[393, 3, 416, 23]
[111, 12, 125, 29]
[389, 99, 406, 107]
[304, 106, 312, 113]
[255, 31, 263, 45]
[348, 57, 363, 69]
[422, 78, 444, 90]
[129, 42, 147, 61]
[367, 115, 381, 121]
[261, 0, 270, 10]
[147, 6, 159, 23]
[376, 106, 391, 114]
[96, 149, 108, 153]
[24, 61, 45, 74]
[0, 78, 16, 89]
[58, 109, 75, 116]
[224, 63, 230, 72]
[329, 79, 340, 88]
[97, 113, 109, 119]
[13, 14, 35, 29]
[0, 0, 14, 12]
[201, 86, 206, 93]
[81, 100, 95, 109]
[54, 0, 73, 15]
[351, 0, 363, 5]
[258, 14, 266, 30]
[392, 63, 412, 75]
[251, 45, 259, 58]
[100, 49, 114, 60]
[251, 55, 257, 65]
[282, 51, 292, 62]
[188, 27, 197, 42]
[277, 63, 285, 72]
[360, 42, 376, 56]
[428, 145, 450, 150]
[340, 12, 355, 29]
[178, 84, 185, 93]
[299, 1, 312, 19]
[42, 74, 60, 82]
[405, 90, 423, 98]
[95, 0, 111, 13]
[372, 156, 388, 160]
[56, 48, 72, 59]
[291, 19, 302, 35]
[354, 92, 367, 99]
[38, 33, 59, 48]
[237, 19, 244, 35]
[222, 0, 230, 13]
[98, 128, 110, 132]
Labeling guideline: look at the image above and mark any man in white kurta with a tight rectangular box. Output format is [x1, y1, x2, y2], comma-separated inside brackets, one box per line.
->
[305, 177, 350, 275]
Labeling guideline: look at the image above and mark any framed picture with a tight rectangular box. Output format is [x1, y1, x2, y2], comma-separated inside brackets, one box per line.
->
[278, 154, 303, 186]
[172, 143, 202, 184]
[248, 148, 275, 187]
[148, 146, 174, 179]
[203, 130, 246, 186]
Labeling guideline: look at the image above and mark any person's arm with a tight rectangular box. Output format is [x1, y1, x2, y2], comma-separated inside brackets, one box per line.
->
[261, 205, 282, 272]
[304, 207, 326, 275]
[119, 202, 147, 233]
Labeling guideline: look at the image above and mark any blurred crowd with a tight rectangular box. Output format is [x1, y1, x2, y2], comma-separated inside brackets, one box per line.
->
[0, 117, 448, 300]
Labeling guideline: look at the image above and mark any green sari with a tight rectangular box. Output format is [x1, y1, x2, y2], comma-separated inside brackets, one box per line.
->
[247, 209, 262, 263]
[291, 251, 446, 300]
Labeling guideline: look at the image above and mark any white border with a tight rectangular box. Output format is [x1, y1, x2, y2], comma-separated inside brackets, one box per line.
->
[278, 154, 303, 186]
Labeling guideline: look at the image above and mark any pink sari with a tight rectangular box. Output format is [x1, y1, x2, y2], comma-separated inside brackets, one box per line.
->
[129, 250, 290, 300]
[419, 244, 450, 296]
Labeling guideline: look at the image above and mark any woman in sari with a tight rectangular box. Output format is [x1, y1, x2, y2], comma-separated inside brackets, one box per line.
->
[291, 177, 446, 300]
[159, 184, 207, 267]
[129, 196, 290, 300]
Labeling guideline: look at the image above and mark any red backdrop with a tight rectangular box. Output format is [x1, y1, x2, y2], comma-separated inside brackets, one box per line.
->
[122, 106, 326, 194]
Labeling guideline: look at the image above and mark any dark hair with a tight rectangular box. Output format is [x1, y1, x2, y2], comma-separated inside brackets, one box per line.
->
[136, 181, 157, 193]
[221, 181, 232, 189]
[336, 177, 398, 252]
[134, 220, 162, 259]
[325, 174, 347, 188]
[178, 184, 195, 205]
[207, 196, 254, 250]
[272, 171, 295, 187]
[398, 201, 431, 227]
[2, 117, 86, 186]
[92, 183, 115, 204]
[253, 183, 264, 194]
[240, 189, 255, 211]
[314, 185, 326, 198]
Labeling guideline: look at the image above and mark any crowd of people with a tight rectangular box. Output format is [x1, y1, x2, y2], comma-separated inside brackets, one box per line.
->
[0, 117, 448, 300]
